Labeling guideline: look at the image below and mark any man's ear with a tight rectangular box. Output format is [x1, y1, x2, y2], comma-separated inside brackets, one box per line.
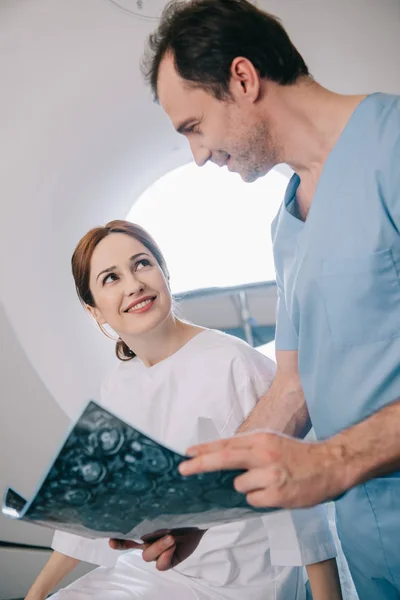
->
[229, 56, 261, 103]
[86, 304, 106, 325]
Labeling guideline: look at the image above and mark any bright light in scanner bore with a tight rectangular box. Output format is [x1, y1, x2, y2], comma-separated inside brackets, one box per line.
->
[127, 162, 289, 294]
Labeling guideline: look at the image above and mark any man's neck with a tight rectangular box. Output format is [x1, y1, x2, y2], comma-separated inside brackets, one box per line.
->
[265, 79, 367, 217]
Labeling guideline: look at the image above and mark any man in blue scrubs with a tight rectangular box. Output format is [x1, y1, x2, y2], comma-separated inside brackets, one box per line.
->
[138, 1, 400, 597]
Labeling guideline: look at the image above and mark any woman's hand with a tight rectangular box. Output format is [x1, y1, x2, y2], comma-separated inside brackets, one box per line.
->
[109, 527, 206, 571]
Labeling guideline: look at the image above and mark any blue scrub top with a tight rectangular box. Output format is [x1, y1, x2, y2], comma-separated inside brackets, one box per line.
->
[272, 92, 400, 441]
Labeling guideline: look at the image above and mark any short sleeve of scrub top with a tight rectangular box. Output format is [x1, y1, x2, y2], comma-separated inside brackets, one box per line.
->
[52, 530, 123, 567]
[378, 106, 400, 231]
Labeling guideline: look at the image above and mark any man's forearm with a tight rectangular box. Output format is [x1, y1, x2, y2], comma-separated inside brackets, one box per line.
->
[328, 399, 400, 490]
[238, 375, 311, 437]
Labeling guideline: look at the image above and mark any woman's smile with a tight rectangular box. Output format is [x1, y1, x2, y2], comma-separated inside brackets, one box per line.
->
[124, 296, 157, 315]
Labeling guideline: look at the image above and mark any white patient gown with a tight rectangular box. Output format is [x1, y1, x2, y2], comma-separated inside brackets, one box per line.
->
[51, 329, 336, 599]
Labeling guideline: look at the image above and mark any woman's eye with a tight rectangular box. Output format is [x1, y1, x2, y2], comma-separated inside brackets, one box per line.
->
[103, 273, 118, 285]
[136, 259, 151, 270]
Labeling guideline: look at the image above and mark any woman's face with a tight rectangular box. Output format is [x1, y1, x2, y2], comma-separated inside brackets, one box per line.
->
[87, 233, 172, 339]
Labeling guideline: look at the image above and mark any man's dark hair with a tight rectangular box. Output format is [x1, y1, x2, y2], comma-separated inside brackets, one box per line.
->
[142, 0, 309, 101]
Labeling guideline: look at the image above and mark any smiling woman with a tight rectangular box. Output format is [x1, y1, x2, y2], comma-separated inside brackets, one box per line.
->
[71, 220, 174, 361]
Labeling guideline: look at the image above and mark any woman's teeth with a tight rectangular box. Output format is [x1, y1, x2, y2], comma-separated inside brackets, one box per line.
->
[128, 298, 153, 312]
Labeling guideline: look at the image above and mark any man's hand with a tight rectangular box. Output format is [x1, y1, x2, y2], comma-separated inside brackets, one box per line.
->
[109, 528, 206, 571]
[179, 431, 349, 509]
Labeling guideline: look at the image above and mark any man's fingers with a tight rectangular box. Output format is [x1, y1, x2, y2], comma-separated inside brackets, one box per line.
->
[179, 447, 265, 476]
[155, 545, 177, 571]
[185, 433, 263, 458]
[234, 465, 289, 494]
[142, 535, 175, 562]
[246, 487, 284, 508]
[109, 539, 147, 551]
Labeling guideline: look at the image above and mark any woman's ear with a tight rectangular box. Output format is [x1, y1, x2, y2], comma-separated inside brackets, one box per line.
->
[86, 304, 106, 325]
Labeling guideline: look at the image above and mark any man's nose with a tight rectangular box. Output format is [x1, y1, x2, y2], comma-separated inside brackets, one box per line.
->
[190, 139, 211, 167]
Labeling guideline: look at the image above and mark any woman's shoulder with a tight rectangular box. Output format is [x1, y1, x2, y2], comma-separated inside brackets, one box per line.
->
[190, 328, 276, 373]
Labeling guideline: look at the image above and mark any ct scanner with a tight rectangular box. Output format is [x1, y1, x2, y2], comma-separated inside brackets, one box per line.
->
[0, 0, 399, 596]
